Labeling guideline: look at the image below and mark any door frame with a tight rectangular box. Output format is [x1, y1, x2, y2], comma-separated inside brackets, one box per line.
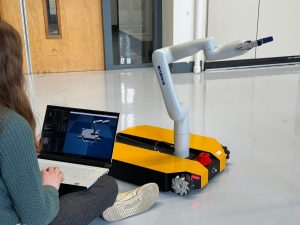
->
[102, 0, 162, 70]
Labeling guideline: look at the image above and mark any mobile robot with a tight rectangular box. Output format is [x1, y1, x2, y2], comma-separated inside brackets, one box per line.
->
[109, 36, 273, 195]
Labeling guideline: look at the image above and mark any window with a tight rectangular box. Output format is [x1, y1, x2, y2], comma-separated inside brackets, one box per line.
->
[43, 0, 61, 38]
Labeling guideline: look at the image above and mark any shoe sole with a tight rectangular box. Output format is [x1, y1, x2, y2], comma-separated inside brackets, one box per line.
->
[102, 183, 159, 222]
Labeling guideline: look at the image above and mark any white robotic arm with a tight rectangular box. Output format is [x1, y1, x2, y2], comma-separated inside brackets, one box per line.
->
[152, 36, 273, 158]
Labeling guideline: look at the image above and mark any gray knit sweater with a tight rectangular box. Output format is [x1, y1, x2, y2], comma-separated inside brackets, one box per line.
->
[0, 108, 59, 225]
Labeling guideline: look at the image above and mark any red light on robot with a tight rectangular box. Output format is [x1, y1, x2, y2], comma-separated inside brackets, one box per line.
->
[191, 174, 200, 180]
[196, 152, 212, 166]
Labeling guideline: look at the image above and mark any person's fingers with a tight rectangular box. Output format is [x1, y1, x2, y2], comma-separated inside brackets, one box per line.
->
[47, 167, 54, 172]
[53, 167, 61, 174]
[43, 167, 63, 181]
[59, 171, 64, 180]
[47, 167, 60, 173]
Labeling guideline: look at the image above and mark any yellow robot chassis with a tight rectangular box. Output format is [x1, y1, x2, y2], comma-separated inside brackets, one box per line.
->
[109, 125, 230, 195]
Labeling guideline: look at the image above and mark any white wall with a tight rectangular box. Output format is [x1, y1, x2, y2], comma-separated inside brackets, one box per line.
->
[162, 0, 207, 62]
[172, 0, 194, 46]
[207, 0, 300, 60]
[207, 0, 259, 60]
[257, 0, 300, 58]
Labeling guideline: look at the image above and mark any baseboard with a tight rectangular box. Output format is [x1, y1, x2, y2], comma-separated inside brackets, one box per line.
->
[168, 56, 300, 74]
[204, 55, 300, 70]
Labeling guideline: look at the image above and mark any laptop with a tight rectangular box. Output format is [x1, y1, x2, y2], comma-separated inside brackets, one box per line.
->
[38, 105, 119, 190]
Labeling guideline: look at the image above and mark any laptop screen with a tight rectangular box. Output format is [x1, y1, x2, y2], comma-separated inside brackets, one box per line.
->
[40, 105, 119, 163]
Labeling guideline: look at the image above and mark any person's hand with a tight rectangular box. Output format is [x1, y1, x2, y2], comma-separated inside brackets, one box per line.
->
[41, 167, 64, 190]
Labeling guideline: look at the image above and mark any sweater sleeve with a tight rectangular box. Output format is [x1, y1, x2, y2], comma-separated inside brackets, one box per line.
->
[0, 112, 59, 225]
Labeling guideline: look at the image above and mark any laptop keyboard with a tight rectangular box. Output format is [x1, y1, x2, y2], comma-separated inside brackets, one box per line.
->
[38, 158, 109, 187]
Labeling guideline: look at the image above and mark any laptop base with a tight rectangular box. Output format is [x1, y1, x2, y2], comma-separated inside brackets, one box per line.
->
[109, 125, 230, 195]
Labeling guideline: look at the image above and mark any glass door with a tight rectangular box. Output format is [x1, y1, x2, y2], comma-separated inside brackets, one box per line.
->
[102, 0, 162, 70]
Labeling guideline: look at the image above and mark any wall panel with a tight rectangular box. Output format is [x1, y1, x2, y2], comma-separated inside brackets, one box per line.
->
[256, 0, 300, 58]
[207, 0, 259, 60]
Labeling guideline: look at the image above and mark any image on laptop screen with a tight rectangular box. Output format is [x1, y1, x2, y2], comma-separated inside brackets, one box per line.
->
[41, 105, 119, 162]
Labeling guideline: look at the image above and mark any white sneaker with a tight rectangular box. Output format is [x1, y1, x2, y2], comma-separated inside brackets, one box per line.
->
[102, 183, 159, 222]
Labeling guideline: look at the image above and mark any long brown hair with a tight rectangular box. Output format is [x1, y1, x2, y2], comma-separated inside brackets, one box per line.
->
[0, 20, 36, 136]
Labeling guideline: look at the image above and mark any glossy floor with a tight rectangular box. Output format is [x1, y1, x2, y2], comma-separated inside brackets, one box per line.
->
[28, 65, 300, 225]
